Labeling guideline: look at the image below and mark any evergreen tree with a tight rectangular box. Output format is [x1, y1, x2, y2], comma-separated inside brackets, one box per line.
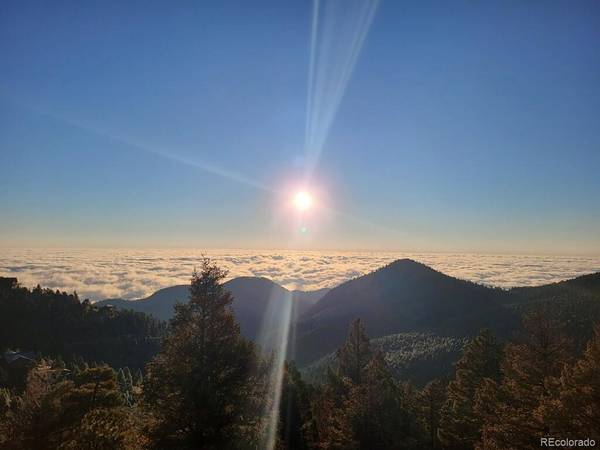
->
[478, 307, 571, 450]
[438, 329, 502, 450]
[0, 362, 140, 450]
[308, 383, 357, 450]
[537, 324, 600, 441]
[418, 379, 446, 450]
[60, 406, 148, 450]
[337, 319, 372, 385]
[345, 352, 423, 450]
[66, 365, 123, 412]
[277, 363, 313, 450]
[144, 260, 262, 449]
[312, 323, 424, 450]
[307, 320, 373, 450]
[0, 280, 164, 372]
[0, 359, 70, 449]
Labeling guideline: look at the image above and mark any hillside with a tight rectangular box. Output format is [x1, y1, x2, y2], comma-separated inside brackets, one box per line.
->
[0, 278, 164, 370]
[97, 277, 329, 342]
[302, 332, 468, 386]
[509, 271, 600, 304]
[509, 272, 600, 348]
[292, 259, 519, 365]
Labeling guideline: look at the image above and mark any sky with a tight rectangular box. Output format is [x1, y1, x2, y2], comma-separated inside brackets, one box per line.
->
[1, 0, 599, 254]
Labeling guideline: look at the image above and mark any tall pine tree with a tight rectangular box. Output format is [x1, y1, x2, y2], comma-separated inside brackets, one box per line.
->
[478, 307, 571, 450]
[438, 329, 502, 450]
[337, 319, 372, 385]
[418, 379, 446, 450]
[537, 324, 600, 441]
[144, 259, 262, 449]
[345, 352, 423, 450]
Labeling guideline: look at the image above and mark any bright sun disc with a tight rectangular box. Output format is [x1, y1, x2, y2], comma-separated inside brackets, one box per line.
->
[294, 191, 313, 211]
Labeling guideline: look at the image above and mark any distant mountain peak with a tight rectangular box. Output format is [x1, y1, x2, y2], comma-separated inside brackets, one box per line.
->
[352, 258, 446, 286]
[95, 276, 329, 342]
[379, 258, 436, 272]
[294, 258, 516, 365]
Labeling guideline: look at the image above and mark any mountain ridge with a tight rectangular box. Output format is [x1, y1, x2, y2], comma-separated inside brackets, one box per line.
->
[292, 259, 518, 365]
[97, 259, 600, 368]
[96, 276, 329, 342]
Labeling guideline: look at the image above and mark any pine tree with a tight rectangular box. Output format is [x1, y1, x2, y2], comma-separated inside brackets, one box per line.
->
[144, 259, 262, 449]
[308, 320, 373, 450]
[472, 378, 502, 450]
[478, 307, 571, 450]
[2, 359, 74, 449]
[337, 319, 372, 385]
[314, 322, 424, 450]
[537, 324, 600, 441]
[309, 389, 355, 450]
[345, 352, 423, 450]
[418, 379, 446, 450]
[66, 365, 123, 411]
[60, 406, 148, 450]
[0, 362, 140, 450]
[59, 366, 142, 449]
[277, 363, 313, 450]
[438, 329, 502, 450]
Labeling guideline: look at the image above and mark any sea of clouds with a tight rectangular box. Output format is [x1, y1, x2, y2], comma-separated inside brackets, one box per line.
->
[1, 248, 599, 302]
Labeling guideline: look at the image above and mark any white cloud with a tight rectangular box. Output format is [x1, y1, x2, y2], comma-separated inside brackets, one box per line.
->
[1, 249, 599, 302]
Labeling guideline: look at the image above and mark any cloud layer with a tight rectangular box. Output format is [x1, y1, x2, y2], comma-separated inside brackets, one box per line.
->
[1, 249, 599, 302]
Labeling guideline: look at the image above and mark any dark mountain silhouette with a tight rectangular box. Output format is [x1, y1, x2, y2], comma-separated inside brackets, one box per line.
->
[508, 272, 600, 349]
[509, 271, 600, 304]
[291, 259, 519, 365]
[96, 260, 600, 370]
[96, 277, 329, 342]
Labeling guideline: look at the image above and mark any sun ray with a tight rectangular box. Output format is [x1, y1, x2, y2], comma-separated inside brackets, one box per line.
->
[6, 97, 273, 193]
[255, 286, 294, 450]
[304, 0, 379, 180]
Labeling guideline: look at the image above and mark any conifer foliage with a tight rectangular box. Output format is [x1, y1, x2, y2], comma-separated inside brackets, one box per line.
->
[0, 362, 143, 450]
[143, 259, 262, 449]
[438, 329, 502, 450]
[538, 325, 600, 441]
[2, 268, 600, 449]
[477, 308, 571, 450]
[337, 319, 372, 385]
[311, 319, 425, 450]
[418, 379, 446, 450]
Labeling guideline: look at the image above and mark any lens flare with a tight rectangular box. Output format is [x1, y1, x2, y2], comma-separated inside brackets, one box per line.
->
[294, 191, 313, 211]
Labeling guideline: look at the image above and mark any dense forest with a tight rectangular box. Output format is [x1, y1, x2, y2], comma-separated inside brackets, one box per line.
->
[0, 277, 164, 372]
[1, 261, 599, 449]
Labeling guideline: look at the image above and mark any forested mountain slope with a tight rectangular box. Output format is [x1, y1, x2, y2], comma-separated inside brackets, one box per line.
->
[293, 259, 519, 365]
[97, 277, 328, 341]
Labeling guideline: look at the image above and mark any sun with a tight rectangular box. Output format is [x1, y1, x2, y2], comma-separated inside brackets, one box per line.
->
[293, 190, 313, 211]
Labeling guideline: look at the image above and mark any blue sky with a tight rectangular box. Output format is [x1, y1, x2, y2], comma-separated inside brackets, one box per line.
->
[1, 1, 599, 254]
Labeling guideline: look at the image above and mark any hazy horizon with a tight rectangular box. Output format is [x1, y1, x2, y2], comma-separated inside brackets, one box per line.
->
[2, 248, 599, 302]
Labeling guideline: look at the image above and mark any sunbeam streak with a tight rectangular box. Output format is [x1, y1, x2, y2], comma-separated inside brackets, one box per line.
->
[56, 116, 272, 192]
[5, 97, 272, 193]
[256, 287, 295, 450]
[304, 0, 379, 179]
